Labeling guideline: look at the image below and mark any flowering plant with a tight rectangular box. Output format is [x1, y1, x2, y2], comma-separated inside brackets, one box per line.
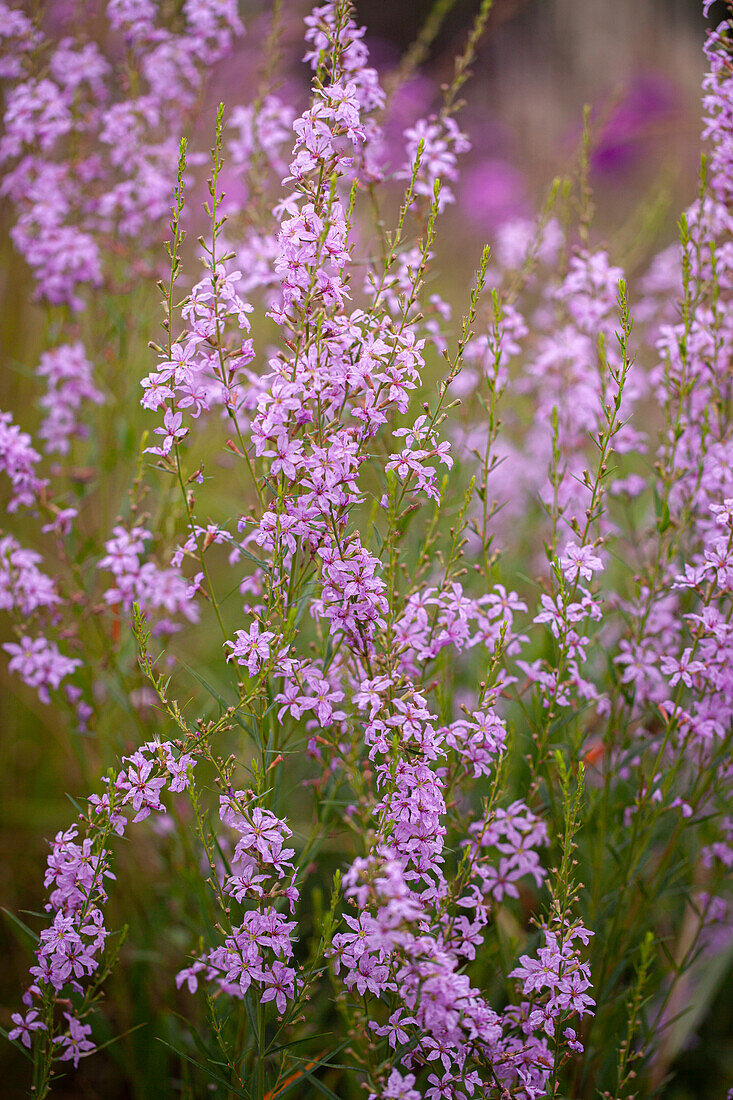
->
[2, 1, 733, 1097]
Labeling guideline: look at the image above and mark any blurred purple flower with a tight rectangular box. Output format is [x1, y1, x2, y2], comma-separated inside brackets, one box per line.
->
[459, 156, 529, 228]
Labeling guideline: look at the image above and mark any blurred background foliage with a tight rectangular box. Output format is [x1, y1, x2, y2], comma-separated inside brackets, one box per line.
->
[1, 0, 730, 1096]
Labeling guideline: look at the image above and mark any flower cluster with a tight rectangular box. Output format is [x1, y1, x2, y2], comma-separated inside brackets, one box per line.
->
[100, 525, 199, 634]
[13, 738, 198, 1074]
[37, 344, 105, 456]
[0, 0, 242, 310]
[510, 923, 595, 1039]
[0, 535, 59, 617]
[177, 797, 300, 1014]
[0, 409, 46, 511]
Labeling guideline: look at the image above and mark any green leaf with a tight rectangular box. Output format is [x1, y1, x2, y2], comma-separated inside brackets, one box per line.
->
[176, 659, 251, 736]
[273, 1040, 355, 1100]
[652, 485, 671, 533]
[1, 906, 39, 945]
[273, 1063, 340, 1100]
[87, 1021, 148, 1056]
[548, 700, 594, 737]
[242, 991, 260, 1046]
[156, 1037, 252, 1098]
[0, 1023, 33, 1061]
[266, 1032, 335, 1057]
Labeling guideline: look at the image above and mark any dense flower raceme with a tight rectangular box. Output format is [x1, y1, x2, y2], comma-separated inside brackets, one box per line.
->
[0, 0, 244, 704]
[0, 0, 245, 715]
[37, 343, 105, 456]
[3, 1, 733, 1098]
[10, 737, 198, 1068]
[100, 525, 199, 635]
[175, 797, 301, 1012]
[0, 408, 47, 511]
[0, 0, 243, 311]
[10, 704, 305, 1066]
[0, 411, 84, 707]
[607, 12, 733, 895]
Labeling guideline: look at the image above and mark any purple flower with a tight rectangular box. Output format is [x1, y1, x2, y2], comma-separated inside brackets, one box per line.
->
[8, 1009, 45, 1049]
[260, 961, 296, 1014]
[371, 1070, 421, 1100]
[559, 541, 604, 583]
[37, 342, 104, 454]
[369, 1009, 416, 1049]
[119, 754, 167, 822]
[226, 622, 279, 676]
[52, 1013, 95, 1067]
[3, 635, 81, 704]
[0, 411, 46, 510]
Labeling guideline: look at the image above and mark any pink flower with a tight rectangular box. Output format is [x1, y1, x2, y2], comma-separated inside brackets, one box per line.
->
[8, 1009, 45, 1048]
[559, 541, 604, 582]
[260, 961, 296, 1014]
[225, 622, 278, 676]
[53, 1013, 95, 1067]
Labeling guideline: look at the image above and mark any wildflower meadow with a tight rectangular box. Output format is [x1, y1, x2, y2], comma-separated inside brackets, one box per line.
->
[1, 0, 732, 1097]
